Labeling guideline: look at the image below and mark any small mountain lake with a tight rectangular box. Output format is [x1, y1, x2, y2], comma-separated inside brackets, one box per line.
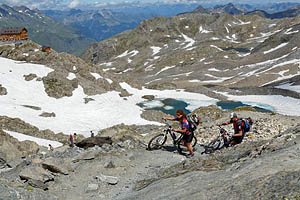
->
[137, 98, 275, 116]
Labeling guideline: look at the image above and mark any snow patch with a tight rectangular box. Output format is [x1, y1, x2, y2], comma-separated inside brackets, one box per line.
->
[90, 72, 103, 80]
[67, 73, 76, 80]
[151, 46, 161, 56]
[181, 33, 195, 49]
[154, 66, 176, 76]
[199, 26, 212, 33]
[264, 43, 288, 54]
[4, 130, 63, 148]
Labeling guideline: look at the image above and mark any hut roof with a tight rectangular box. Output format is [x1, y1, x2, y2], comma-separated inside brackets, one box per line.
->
[0, 27, 27, 35]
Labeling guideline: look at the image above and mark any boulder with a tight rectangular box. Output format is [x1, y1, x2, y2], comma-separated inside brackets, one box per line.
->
[96, 174, 118, 185]
[86, 183, 99, 192]
[72, 150, 96, 163]
[0, 84, 7, 95]
[42, 157, 72, 175]
[19, 166, 54, 183]
[76, 136, 112, 149]
[27, 179, 48, 190]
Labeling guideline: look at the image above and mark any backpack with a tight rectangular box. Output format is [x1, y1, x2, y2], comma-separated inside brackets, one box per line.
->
[187, 114, 201, 132]
[241, 117, 253, 132]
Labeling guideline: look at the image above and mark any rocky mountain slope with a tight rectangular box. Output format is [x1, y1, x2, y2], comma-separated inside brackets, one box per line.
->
[81, 11, 300, 101]
[42, 9, 154, 42]
[1, 106, 300, 200]
[0, 4, 95, 55]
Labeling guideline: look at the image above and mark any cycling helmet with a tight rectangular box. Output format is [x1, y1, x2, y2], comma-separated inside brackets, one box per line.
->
[230, 112, 237, 119]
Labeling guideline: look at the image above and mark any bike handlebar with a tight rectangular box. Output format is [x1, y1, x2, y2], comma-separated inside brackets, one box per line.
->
[163, 119, 172, 128]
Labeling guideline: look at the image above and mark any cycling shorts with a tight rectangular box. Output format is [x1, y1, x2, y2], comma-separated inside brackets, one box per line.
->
[183, 132, 194, 143]
[232, 136, 243, 144]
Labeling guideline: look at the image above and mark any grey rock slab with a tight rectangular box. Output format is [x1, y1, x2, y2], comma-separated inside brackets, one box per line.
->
[42, 157, 71, 175]
[72, 150, 97, 163]
[86, 183, 99, 192]
[27, 179, 48, 190]
[6, 158, 26, 168]
[19, 165, 54, 182]
[96, 174, 118, 185]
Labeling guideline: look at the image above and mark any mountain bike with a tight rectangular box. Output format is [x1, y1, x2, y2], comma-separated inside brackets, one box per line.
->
[202, 126, 232, 154]
[147, 119, 197, 155]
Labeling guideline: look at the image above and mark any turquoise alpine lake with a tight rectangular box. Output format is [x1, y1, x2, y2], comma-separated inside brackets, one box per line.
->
[137, 98, 275, 116]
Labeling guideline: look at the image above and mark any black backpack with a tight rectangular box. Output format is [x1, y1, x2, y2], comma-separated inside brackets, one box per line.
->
[187, 114, 201, 132]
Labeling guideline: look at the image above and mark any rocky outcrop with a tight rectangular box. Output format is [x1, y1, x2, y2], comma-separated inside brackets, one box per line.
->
[76, 136, 113, 149]
[0, 130, 39, 161]
[0, 84, 7, 95]
[0, 41, 123, 99]
[0, 115, 79, 144]
[42, 157, 72, 175]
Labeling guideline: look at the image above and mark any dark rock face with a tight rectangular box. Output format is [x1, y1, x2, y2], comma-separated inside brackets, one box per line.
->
[76, 136, 113, 149]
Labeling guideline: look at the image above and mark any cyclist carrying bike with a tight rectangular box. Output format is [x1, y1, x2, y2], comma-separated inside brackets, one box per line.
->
[219, 112, 245, 146]
[162, 109, 194, 157]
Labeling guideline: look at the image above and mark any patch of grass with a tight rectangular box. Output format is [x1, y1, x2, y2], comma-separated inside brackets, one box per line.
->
[26, 186, 34, 191]
[232, 106, 257, 112]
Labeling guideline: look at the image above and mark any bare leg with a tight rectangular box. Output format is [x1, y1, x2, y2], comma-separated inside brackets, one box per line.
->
[184, 141, 194, 156]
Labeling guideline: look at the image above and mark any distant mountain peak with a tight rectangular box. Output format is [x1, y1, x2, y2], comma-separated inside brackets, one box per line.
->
[191, 3, 245, 15]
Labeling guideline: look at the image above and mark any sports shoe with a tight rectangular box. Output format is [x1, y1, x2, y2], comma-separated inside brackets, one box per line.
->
[186, 153, 194, 158]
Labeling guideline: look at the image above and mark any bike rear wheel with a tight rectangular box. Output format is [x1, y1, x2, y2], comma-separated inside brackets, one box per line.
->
[177, 135, 197, 155]
[205, 137, 222, 153]
[147, 134, 167, 150]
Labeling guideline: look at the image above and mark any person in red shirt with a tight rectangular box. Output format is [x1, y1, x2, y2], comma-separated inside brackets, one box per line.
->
[220, 112, 245, 146]
[163, 109, 194, 158]
[49, 144, 54, 151]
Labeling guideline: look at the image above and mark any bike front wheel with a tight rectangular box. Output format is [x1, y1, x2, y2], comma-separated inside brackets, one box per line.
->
[205, 137, 223, 153]
[147, 134, 167, 150]
[177, 135, 197, 155]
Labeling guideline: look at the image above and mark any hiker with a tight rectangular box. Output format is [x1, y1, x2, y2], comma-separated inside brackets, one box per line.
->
[163, 109, 194, 158]
[73, 133, 78, 143]
[219, 112, 246, 146]
[49, 144, 54, 151]
[90, 131, 94, 137]
[69, 134, 74, 147]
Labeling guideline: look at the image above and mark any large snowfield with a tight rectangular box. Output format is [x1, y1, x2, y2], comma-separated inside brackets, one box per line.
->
[1, 57, 300, 146]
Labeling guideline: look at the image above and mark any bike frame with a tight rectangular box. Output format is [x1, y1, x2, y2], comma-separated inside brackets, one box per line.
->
[163, 120, 184, 145]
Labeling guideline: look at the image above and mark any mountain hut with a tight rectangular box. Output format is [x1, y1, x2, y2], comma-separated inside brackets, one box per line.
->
[0, 27, 28, 41]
